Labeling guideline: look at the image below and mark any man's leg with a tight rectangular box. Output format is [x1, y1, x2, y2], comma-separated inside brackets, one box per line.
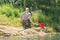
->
[22, 20, 27, 29]
[22, 20, 31, 29]
[27, 19, 31, 28]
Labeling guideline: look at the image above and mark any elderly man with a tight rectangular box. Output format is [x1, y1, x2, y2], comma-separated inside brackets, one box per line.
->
[21, 8, 31, 29]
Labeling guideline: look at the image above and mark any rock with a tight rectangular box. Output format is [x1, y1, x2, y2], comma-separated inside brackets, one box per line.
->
[34, 27, 41, 32]
[0, 29, 4, 32]
[3, 32, 10, 37]
[39, 32, 47, 37]
[20, 31, 28, 36]
[19, 29, 39, 36]
[34, 23, 39, 27]
[0, 25, 48, 37]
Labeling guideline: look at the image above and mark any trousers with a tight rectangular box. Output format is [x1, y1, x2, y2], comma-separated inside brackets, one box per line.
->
[22, 19, 31, 29]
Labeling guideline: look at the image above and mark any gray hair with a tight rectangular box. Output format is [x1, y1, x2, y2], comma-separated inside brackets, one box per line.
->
[25, 8, 29, 11]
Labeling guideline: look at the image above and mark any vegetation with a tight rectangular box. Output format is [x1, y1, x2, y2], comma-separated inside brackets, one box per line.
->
[0, 0, 60, 32]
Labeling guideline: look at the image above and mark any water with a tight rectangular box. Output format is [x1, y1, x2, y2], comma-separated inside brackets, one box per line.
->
[0, 34, 60, 40]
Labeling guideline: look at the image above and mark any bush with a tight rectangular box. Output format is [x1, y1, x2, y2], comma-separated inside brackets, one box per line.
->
[0, 4, 23, 18]
[0, 4, 23, 27]
[31, 10, 60, 31]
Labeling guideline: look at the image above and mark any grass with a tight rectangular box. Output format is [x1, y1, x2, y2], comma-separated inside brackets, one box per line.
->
[0, 4, 23, 27]
[0, 15, 23, 27]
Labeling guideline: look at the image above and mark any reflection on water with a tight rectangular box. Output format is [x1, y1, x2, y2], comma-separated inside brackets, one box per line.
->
[0, 33, 60, 40]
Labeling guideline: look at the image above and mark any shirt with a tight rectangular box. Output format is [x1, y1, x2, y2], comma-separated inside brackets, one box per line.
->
[21, 12, 31, 20]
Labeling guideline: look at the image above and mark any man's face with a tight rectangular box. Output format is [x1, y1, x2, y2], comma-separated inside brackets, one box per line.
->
[25, 9, 29, 14]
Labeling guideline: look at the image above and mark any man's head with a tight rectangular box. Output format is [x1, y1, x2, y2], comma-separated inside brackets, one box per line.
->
[25, 8, 29, 13]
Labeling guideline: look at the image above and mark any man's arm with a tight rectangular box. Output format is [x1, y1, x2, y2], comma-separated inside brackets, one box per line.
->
[28, 13, 31, 19]
[21, 12, 24, 20]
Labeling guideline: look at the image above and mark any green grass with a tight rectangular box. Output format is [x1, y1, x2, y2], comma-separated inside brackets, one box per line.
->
[0, 15, 22, 27]
[0, 4, 23, 27]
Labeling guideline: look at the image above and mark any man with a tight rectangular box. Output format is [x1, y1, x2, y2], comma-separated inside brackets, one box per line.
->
[21, 8, 31, 29]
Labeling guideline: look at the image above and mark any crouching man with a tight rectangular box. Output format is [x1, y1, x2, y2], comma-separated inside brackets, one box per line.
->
[21, 8, 31, 29]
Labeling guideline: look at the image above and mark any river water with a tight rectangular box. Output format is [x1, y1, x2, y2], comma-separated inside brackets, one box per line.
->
[0, 33, 60, 40]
